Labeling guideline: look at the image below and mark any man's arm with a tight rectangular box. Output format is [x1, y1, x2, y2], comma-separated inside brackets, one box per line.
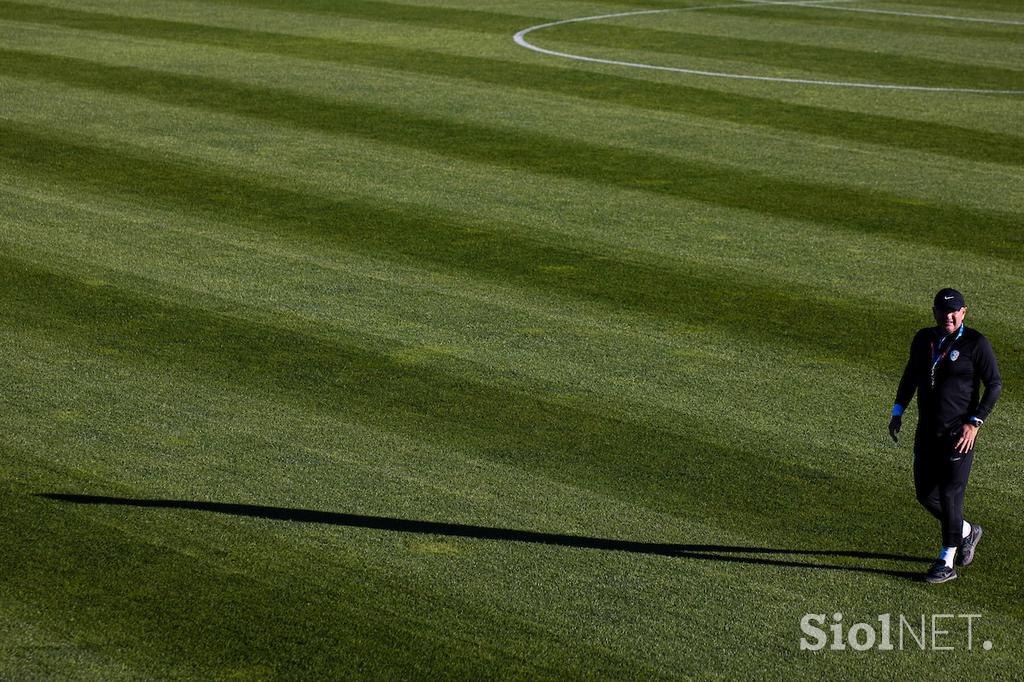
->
[955, 335, 1002, 454]
[890, 334, 919, 442]
[972, 335, 1002, 422]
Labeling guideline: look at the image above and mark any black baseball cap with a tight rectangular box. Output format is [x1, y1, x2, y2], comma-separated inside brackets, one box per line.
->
[933, 288, 965, 311]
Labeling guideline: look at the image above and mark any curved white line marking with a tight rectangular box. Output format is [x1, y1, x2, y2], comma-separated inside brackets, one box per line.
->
[512, 2, 1024, 94]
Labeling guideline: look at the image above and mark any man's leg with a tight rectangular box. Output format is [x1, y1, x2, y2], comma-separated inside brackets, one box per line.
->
[913, 450, 943, 526]
[915, 433, 959, 583]
[938, 447, 974, 549]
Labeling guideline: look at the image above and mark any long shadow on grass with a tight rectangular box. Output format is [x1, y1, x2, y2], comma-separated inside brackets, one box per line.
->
[40, 494, 926, 580]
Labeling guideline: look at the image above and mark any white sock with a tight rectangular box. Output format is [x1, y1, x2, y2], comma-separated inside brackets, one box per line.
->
[962, 520, 972, 539]
[940, 546, 957, 569]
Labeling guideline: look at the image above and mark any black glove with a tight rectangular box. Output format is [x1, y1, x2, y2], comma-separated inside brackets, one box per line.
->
[888, 415, 902, 443]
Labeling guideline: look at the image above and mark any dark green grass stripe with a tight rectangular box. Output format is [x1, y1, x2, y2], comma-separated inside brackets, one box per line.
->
[598, 0, 1024, 25]
[580, 0, 723, 6]
[1, 123, 1021, 395]
[2, 6, 1022, 167]
[186, 0, 541, 34]
[0, 256, 979, 555]
[895, 0, 1024, 13]
[3, 54, 1023, 261]
[697, 5, 1024, 43]
[539, 24, 1024, 91]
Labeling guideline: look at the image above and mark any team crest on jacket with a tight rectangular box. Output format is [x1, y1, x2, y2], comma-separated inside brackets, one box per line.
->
[950, 350, 960, 361]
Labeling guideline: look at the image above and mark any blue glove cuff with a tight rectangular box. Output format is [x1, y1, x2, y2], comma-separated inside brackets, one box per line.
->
[892, 404, 905, 417]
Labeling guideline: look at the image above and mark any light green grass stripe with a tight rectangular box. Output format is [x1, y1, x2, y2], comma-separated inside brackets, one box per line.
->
[188, 0, 544, 34]
[1, 54, 1021, 264]
[692, 3, 1024, 43]
[886, 0, 1024, 13]
[0, 599, 136, 679]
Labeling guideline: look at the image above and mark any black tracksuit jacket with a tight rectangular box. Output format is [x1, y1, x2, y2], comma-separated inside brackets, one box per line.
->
[895, 325, 1002, 435]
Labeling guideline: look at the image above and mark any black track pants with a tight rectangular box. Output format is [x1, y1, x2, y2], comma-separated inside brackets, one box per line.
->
[914, 428, 974, 548]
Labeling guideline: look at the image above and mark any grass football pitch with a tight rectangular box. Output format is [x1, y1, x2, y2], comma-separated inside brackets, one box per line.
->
[1, 0, 1022, 678]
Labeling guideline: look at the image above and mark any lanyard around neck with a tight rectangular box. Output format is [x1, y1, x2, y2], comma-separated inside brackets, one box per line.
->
[930, 324, 963, 387]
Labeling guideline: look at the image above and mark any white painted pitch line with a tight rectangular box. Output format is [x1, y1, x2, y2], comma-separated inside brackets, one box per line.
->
[816, 5, 1024, 27]
[512, 1, 1024, 95]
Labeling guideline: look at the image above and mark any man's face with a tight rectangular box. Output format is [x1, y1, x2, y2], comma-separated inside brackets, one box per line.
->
[933, 306, 966, 334]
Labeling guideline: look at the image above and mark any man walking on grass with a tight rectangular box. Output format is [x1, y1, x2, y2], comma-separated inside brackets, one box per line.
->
[889, 288, 1002, 584]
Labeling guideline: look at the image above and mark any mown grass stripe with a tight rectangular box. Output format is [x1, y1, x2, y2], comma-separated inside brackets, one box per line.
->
[3, 50, 1022, 261]
[184, 0, 541, 34]
[2, 120, 1022, 389]
[890, 0, 1024, 13]
[697, 4, 1024, 42]
[537, 22, 1024, 90]
[2, 3, 1021, 166]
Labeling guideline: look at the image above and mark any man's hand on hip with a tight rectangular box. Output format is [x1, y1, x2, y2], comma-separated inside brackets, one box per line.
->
[956, 424, 979, 453]
[888, 415, 902, 443]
